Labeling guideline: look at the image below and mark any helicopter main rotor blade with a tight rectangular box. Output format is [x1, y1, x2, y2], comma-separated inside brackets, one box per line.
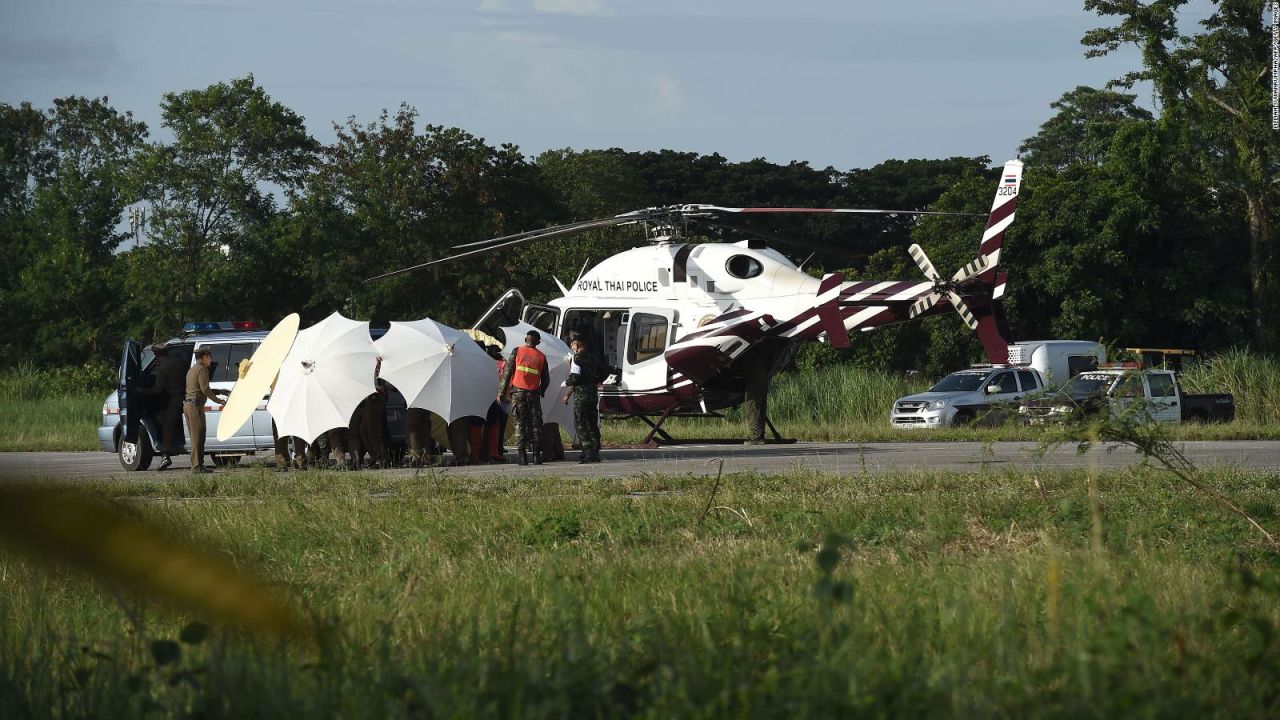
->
[450, 211, 652, 250]
[689, 204, 985, 218]
[692, 216, 868, 261]
[365, 214, 641, 282]
[369, 203, 981, 284]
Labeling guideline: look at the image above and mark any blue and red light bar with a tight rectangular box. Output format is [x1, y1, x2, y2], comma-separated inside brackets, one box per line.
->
[181, 320, 260, 333]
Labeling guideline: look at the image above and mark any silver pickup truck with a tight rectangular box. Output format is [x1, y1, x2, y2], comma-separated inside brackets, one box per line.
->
[891, 366, 1044, 428]
[891, 340, 1106, 428]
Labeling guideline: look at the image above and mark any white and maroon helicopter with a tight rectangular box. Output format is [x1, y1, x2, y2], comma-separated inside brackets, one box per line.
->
[371, 160, 1022, 443]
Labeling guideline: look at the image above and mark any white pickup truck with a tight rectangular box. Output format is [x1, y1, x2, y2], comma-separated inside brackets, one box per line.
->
[1019, 367, 1235, 424]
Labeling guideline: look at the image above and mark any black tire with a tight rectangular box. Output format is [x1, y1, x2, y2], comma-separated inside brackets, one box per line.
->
[211, 455, 241, 467]
[952, 411, 975, 427]
[119, 432, 154, 472]
[1187, 411, 1208, 424]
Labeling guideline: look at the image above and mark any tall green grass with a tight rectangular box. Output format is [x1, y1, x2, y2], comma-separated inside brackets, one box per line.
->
[1181, 348, 1280, 424]
[2, 467, 1278, 717]
[0, 395, 105, 452]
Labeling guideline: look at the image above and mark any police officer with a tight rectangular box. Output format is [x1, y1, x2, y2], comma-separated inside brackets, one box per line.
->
[498, 330, 549, 465]
[141, 343, 186, 471]
[184, 347, 228, 473]
[565, 335, 604, 463]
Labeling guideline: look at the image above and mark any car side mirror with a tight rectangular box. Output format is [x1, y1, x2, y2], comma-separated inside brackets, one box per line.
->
[986, 384, 1003, 394]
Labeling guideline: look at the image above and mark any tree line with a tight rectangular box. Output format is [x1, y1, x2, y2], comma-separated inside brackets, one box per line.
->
[0, 2, 1274, 377]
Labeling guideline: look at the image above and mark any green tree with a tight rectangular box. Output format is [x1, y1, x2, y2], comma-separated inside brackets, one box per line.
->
[1010, 92, 1250, 353]
[309, 105, 556, 326]
[1082, 0, 1279, 348]
[130, 76, 317, 332]
[1018, 85, 1154, 169]
[0, 102, 50, 363]
[2, 98, 146, 364]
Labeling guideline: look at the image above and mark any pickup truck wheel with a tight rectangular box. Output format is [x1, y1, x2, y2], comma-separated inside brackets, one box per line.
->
[1187, 410, 1208, 424]
[952, 410, 975, 427]
[119, 433, 154, 472]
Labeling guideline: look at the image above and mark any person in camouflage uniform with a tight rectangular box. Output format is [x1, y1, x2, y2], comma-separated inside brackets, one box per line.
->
[498, 330, 550, 465]
[565, 336, 604, 463]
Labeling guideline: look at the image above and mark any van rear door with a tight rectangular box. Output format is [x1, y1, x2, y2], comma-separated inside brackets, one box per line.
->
[118, 340, 142, 443]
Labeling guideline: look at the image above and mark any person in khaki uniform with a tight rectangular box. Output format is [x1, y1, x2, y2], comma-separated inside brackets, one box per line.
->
[185, 347, 228, 473]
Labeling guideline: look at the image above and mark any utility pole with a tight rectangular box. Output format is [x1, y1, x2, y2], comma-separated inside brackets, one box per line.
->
[127, 207, 147, 249]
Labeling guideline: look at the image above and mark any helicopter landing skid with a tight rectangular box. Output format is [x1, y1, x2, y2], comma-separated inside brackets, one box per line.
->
[629, 408, 797, 447]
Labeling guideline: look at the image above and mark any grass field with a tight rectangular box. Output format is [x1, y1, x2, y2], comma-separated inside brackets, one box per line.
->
[0, 394, 104, 452]
[2, 466, 1279, 717]
[5, 354, 1280, 452]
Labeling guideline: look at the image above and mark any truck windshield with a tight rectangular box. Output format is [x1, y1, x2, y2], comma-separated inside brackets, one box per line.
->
[1060, 372, 1116, 399]
[929, 371, 989, 393]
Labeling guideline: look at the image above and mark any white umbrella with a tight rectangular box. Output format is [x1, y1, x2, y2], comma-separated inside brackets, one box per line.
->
[267, 312, 377, 444]
[500, 322, 577, 440]
[374, 318, 498, 422]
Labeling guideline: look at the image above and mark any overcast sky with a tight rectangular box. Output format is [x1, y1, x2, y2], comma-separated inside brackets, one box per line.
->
[2, 0, 1176, 170]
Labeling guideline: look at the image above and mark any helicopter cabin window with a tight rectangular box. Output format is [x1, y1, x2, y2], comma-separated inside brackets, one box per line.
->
[627, 313, 669, 365]
[725, 254, 763, 280]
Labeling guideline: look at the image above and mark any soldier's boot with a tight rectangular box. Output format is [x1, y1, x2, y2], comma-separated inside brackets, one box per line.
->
[533, 448, 544, 465]
[578, 450, 590, 464]
[591, 448, 602, 463]
[518, 447, 528, 466]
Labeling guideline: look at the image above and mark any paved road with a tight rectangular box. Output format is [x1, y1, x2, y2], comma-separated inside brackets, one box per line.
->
[1, 441, 1277, 480]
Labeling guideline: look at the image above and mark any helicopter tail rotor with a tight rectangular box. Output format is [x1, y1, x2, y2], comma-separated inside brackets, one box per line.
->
[903, 159, 1022, 359]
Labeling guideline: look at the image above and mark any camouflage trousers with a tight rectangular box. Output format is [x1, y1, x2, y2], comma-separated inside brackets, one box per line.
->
[573, 388, 601, 454]
[511, 389, 543, 452]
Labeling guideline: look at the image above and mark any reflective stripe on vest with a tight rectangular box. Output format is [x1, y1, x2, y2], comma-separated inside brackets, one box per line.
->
[511, 346, 547, 392]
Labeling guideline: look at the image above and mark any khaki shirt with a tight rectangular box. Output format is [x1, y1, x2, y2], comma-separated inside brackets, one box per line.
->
[185, 363, 225, 404]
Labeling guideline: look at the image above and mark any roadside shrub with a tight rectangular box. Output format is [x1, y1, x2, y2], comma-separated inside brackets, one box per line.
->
[0, 361, 116, 402]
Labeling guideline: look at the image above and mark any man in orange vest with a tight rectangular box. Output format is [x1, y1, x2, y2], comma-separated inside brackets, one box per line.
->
[498, 330, 550, 465]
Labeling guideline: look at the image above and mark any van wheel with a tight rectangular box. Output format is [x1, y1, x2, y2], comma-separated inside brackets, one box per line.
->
[119, 433, 154, 472]
[211, 455, 241, 467]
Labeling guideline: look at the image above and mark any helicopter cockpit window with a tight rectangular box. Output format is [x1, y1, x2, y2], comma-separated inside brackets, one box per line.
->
[725, 254, 763, 280]
[627, 313, 668, 365]
[524, 307, 558, 335]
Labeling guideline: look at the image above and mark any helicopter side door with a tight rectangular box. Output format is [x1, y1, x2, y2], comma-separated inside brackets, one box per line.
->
[521, 302, 560, 336]
[622, 308, 677, 392]
[473, 289, 527, 339]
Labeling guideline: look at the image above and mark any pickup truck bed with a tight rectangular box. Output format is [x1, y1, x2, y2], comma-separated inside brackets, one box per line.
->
[1181, 392, 1234, 422]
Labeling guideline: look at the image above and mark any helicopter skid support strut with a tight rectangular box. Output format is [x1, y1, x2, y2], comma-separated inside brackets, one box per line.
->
[632, 409, 797, 447]
[639, 406, 677, 446]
